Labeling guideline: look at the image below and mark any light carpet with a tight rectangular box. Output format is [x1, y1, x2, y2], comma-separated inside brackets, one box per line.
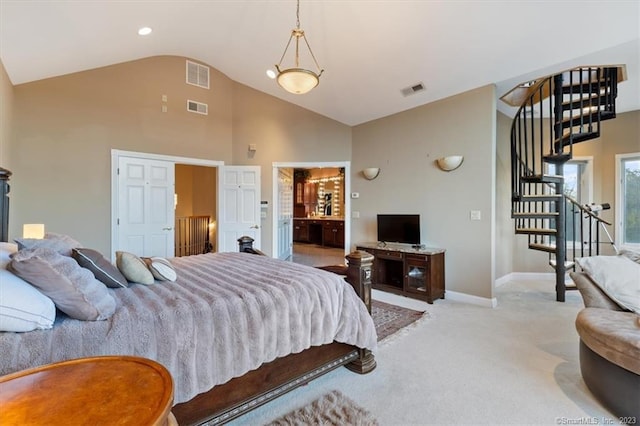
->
[265, 390, 378, 426]
[231, 280, 621, 425]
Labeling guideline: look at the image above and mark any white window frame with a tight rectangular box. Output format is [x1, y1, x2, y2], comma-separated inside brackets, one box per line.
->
[615, 152, 640, 250]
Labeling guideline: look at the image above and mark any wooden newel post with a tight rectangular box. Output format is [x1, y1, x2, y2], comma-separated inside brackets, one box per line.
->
[345, 250, 374, 313]
[345, 250, 377, 374]
[237, 236, 255, 253]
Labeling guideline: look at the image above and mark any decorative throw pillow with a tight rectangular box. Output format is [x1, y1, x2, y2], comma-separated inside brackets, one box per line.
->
[72, 248, 129, 288]
[619, 249, 640, 264]
[9, 248, 116, 321]
[15, 232, 82, 257]
[0, 242, 18, 269]
[576, 255, 640, 314]
[142, 257, 177, 282]
[116, 251, 155, 285]
[0, 268, 56, 332]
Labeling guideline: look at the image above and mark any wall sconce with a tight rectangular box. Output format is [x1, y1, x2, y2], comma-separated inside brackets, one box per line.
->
[23, 224, 45, 239]
[436, 156, 464, 172]
[362, 168, 380, 180]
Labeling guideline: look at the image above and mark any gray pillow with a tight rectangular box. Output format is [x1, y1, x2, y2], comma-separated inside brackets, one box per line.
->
[72, 248, 129, 288]
[9, 248, 116, 321]
[15, 232, 82, 257]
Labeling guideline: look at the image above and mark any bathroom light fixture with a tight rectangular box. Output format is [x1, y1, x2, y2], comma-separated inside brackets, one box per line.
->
[362, 168, 380, 180]
[23, 224, 45, 239]
[436, 156, 464, 172]
[275, 0, 324, 94]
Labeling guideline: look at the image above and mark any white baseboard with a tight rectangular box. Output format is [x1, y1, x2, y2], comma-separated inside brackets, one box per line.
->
[445, 290, 498, 308]
[495, 272, 555, 287]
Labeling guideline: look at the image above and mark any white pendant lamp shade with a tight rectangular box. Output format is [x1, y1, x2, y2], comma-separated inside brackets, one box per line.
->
[275, 1, 323, 95]
[277, 68, 320, 95]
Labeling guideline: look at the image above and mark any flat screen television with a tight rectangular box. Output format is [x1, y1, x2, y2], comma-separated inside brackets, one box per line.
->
[377, 214, 421, 245]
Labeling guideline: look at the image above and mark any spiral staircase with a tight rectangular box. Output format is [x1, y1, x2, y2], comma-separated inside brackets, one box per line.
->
[501, 65, 626, 302]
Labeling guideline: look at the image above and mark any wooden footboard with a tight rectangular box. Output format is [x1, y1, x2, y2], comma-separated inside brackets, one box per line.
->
[172, 342, 359, 425]
[172, 238, 377, 425]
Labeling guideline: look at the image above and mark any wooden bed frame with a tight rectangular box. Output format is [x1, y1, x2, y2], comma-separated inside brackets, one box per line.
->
[0, 171, 376, 426]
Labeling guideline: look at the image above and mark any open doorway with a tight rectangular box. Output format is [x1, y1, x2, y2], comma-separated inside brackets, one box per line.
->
[272, 161, 351, 267]
[174, 164, 217, 256]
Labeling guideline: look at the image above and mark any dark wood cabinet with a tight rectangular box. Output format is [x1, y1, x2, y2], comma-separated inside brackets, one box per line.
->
[293, 219, 344, 247]
[293, 219, 309, 242]
[356, 243, 445, 304]
[323, 220, 344, 247]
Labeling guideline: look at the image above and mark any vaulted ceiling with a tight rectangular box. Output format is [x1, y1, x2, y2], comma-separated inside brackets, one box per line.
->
[1, 1, 638, 126]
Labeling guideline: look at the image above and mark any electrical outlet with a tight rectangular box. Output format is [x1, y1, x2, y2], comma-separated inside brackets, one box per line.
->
[352, 211, 360, 219]
[351, 192, 360, 199]
[470, 210, 481, 221]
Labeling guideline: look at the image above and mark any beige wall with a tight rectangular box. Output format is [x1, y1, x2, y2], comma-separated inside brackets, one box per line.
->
[498, 110, 640, 274]
[0, 60, 13, 169]
[495, 111, 515, 279]
[230, 83, 352, 253]
[9, 56, 233, 254]
[352, 85, 497, 300]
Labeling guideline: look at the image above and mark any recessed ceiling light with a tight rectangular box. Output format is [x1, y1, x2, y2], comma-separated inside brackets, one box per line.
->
[138, 27, 152, 36]
[266, 69, 276, 79]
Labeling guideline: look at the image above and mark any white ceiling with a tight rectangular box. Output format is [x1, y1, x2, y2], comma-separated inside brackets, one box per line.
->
[1, 1, 638, 126]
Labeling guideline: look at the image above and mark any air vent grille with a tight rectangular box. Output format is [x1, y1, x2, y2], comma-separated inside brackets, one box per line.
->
[401, 82, 426, 97]
[187, 100, 208, 115]
[186, 60, 210, 89]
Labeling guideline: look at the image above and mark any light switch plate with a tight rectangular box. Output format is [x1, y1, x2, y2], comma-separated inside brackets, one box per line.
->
[470, 210, 481, 221]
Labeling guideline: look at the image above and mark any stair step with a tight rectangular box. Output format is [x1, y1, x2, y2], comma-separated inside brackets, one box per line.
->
[520, 194, 563, 202]
[521, 174, 563, 184]
[513, 212, 559, 219]
[561, 94, 611, 111]
[561, 81, 608, 94]
[549, 259, 576, 270]
[529, 242, 556, 253]
[560, 111, 600, 129]
[556, 130, 600, 148]
[516, 228, 557, 235]
[544, 153, 572, 164]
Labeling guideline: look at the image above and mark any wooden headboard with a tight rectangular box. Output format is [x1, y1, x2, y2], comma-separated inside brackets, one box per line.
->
[0, 168, 10, 243]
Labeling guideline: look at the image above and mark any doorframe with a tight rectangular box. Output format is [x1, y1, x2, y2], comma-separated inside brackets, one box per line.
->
[271, 161, 351, 260]
[111, 149, 224, 259]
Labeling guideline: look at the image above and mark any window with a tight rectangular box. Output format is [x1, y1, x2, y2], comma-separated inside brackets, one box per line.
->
[548, 158, 593, 245]
[616, 153, 640, 249]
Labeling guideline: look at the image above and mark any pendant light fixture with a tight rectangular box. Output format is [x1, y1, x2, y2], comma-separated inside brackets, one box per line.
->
[275, 0, 324, 95]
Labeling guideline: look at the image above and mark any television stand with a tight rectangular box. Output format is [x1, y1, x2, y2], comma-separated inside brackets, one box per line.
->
[356, 242, 445, 304]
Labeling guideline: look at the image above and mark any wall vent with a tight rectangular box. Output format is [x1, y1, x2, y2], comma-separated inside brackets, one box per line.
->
[186, 60, 210, 89]
[187, 100, 208, 115]
[401, 82, 426, 97]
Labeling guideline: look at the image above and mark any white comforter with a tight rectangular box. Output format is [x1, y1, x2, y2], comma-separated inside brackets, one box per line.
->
[0, 252, 377, 403]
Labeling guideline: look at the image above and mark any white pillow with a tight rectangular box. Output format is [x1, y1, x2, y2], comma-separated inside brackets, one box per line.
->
[576, 255, 640, 314]
[0, 242, 18, 269]
[0, 268, 56, 332]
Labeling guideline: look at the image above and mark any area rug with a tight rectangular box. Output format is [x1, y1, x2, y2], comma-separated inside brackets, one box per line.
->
[265, 390, 378, 426]
[371, 299, 427, 342]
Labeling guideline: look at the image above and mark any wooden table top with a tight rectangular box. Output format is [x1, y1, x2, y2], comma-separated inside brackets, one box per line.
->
[0, 356, 174, 426]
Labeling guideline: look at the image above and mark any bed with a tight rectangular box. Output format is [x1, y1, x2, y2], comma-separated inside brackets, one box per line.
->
[0, 168, 377, 425]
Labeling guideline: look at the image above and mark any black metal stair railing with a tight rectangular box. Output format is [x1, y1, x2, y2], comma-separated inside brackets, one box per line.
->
[507, 66, 619, 302]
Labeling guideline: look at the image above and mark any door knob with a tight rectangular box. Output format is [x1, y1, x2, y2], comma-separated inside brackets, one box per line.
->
[250, 225, 260, 229]
[162, 227, 173, 231]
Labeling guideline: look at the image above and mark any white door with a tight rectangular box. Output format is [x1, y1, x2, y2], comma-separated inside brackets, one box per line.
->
[217, 166, 261, 252]
[277, 168, 293, 260]
[117, 157, 175, 257]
